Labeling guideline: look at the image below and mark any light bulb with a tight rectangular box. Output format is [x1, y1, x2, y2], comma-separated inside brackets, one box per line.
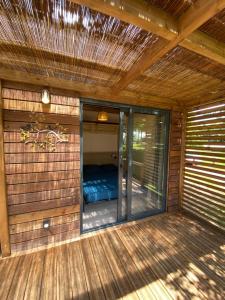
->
[41, 89, 50, 104]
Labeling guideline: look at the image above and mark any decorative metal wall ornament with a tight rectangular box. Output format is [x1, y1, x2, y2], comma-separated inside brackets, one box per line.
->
[20, 112, 69, 152]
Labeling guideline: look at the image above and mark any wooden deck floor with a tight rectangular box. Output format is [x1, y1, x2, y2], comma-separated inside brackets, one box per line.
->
[0, 213, 224, 300]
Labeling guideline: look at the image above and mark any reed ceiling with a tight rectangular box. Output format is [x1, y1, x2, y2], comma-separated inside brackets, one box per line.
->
[199, 9, 225, 44]
[146, 0, 198, 18]
[1, 0, 225, 108]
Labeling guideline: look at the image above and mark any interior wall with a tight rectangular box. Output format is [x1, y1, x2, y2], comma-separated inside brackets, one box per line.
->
[83, 122, 118, 165]
[2, 87, 80, 252]
[84, 132, 118, 153]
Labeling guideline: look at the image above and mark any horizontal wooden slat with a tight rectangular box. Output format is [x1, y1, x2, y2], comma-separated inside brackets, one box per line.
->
[183, 101, 225, 231]
[187, 102, 225, 115]
[3, 132, 80, 143]
[186, 122, 225, 130]
[187, 111, 225, 121]
[10, 220, 80, 244]
[185, 171, 225, 187]
[3, 109, 79, 125]
[183, 197, 225, 223]
[6, 170, 80, 184]
[184, 183, 225, 207]
[183, 189, 225, 210]
[184, 183, 225, 205]
[3, 99, 80, 116]
[185, 158, 225, 169]
[2, 88, 79, 106]
[186, 140, 225, 146]
[9, 205, 80, 224]
[4, 142, 79, 153]
[186, 156, 225, 166]
[10, 227, 80, 252]
[187, 110, 225, 120]
[4, 152, 80, 164]
[10, 213, 80, 235]
[8, 197, 79, 215]
[7, 178, 80, 195]
[185, 175, 225, 194]
[184, 164, 225, 176]
[186, 135, 225, 141]
[183, 203, 225, 229]
[186, 145, 225, 151]
[185, 149, 225, 156]
[7, 187, 80, 205]
[5, 160, 80, 174]
[185, 166, 225, 180]
[186, 129, 225, 136]
[4, 121, 79, 133]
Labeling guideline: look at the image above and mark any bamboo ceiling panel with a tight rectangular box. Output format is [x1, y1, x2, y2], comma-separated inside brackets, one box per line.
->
[0, 0, 225, 106]
[127, 46, 225, 103]
[146, 0, 198, 18]
[0, 0, 166, 87]
[200, 9, 225, 44]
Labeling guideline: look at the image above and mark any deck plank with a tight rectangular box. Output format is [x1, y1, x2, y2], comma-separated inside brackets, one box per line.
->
[23, 251, 46, 300]
[0, 213, 224, 300]
[80, 238, 106, 300]
[89, 235, 122, 300]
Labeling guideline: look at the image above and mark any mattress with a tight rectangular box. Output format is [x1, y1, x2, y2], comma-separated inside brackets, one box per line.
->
[83, 164, 118, 204]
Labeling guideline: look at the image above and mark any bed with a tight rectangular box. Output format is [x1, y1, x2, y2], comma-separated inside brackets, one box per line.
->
[83, 164, 118, 204]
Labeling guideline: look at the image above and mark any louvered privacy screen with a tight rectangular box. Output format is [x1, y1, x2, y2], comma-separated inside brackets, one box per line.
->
[183, 102, 225, 231]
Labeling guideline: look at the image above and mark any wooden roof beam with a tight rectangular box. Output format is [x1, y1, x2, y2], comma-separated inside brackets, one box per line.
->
[0, 66, 180, 109]
[73, 1, 225, 81]
[112, 0, 225, 91]
[0, 41, 124, 75]
[71, 0, 178, 40]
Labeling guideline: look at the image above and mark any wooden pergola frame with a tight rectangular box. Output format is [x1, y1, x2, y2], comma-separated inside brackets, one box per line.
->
[73, 0, 225, 92]
[0, 0, 225, 107]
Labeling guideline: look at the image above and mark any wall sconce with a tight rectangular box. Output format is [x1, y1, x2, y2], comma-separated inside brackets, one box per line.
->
[97, 111, 108, 122]
[41, 89, 50, 104]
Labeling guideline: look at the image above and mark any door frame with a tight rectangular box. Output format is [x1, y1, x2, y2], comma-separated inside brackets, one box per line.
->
[80, 98, 170, 233]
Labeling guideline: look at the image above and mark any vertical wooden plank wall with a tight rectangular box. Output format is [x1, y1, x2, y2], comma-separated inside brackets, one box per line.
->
[2, 87, 81, 252]
[167, 110, 183, 212]
[0, 81, 11, 256]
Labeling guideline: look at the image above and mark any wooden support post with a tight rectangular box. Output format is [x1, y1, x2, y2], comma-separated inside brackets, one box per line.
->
[0, 80, 11, 257]
[179, 110, 187, 210]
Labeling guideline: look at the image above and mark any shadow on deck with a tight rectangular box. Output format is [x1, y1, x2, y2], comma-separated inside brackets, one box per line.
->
[0, 212, 224, 299]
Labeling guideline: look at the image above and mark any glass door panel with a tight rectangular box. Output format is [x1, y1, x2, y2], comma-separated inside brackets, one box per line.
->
[130, 112, 167, 217]
[118, 111, 128, 221]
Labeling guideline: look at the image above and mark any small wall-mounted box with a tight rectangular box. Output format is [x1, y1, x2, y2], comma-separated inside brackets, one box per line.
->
[43, 219, 50, 229]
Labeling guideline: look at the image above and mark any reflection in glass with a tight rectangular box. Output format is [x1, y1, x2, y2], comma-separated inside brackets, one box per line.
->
[131, 113, 166, 216]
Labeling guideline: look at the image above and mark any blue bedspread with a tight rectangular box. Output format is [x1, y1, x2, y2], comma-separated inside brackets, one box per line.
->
[83, 165, 118, 204]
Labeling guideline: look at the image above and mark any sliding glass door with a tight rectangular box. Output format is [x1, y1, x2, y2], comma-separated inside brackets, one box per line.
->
[129, 112, 168, 218]
[81, 99, 169, 232]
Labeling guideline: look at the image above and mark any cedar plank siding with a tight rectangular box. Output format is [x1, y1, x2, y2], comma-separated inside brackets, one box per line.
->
[2, 88, 80, 252]
[167, 111, 183, 212]
[2, 86, 182, 253]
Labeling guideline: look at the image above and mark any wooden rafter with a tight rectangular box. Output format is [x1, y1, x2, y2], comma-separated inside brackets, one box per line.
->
[0, 41, 124, 74]
[113, 0, 225, 91]
[73, 0, 225, 88]
[0, 67, 180, 109]
[0, 80, 11, 257]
